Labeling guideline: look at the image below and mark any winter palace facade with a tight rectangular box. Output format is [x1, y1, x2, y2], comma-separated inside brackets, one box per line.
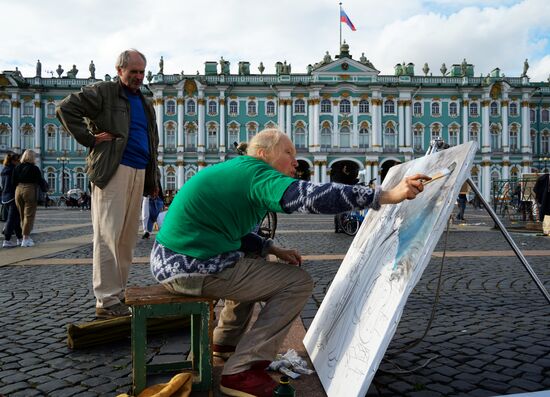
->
[1, 44, 549, 201]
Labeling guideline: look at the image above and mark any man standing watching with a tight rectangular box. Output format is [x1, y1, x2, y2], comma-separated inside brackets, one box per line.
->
[57, 49, 159, 318]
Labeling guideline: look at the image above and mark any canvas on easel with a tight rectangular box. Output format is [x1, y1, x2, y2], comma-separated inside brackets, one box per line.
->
[304, 141, 477, 397]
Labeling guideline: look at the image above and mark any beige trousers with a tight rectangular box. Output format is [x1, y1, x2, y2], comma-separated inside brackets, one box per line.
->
[165, 257, 313, 375]
[15, 183, 38, 236]
[92, 165, 144, 308]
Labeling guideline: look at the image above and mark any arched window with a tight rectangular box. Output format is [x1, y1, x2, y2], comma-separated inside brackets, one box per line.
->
[449, 102, 458, 117]
[541, 130, 549, 154]
[45, 124, 56, 151]
[413, 124, 423, 151]
[530, 109, 536, 123]
[431, 102, 440, 116]
[469, 123, 479, 142]
[0, 123, 11, 146]
[470, 166, 480, 189]
[186, 99, 196, 115]
[430, 123, 441, 141]
[320, 122, 332, 148]
[247, 100, 257, 116]
[21, 124, 34, 150]
[384, 99, 395, 114]
[448, 124, 459, 146]
[340, 124, 351, 148]
[490, 124, 501, 151]
[266, 101, 275, 116]
[509, 102, 518, 117]
[60, 128, 71, 151]
[469, 102, 479, 117]
[228, 123, 239, 145]
[208, 100, 217, 115]
[247, 123, 258, 140]
[185, 123, 196, 150]
[165, 99, 176, 116]
[229, 100, 238, 115]
[76, 171, 86, 191]
[531, 130, 536, 153]
[46, 103, 56, 118]
[413, 101, 422, 116]
[165, 122, 176, 151]
[339, 99, 351, 114]
[294, 123, 306, 149]
[383, 123, 396, 149]
[166, 169, 176, 191]
[0, 100, 10, 116]
[359, 122, 370, 148]
[490, 101, 499, 116]
[207, 123, 217, 150]
[22, 101, 33, 116]
[510, 166, 519, 180]
[320, 99, 331, 113]
[294, 99, 305, 114]
[47, 169, 56, 193]
[542, 109, 549, 123]
[359, 100, 369, 114]
[509, 125, 519, 152]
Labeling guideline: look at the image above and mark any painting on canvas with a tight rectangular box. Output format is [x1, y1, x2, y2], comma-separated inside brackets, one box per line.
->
[304, 141, 477, 397]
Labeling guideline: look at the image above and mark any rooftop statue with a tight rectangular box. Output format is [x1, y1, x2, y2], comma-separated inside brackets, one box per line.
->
[159, 56, 164, 74]
[36, 59, 42, 77]
[522, 58, 529, 77]
[89, 60, 95, 79]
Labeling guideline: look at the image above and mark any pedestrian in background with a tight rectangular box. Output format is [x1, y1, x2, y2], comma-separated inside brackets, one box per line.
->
[456, 182, 469, 221]
[141, 186, 164, 239]
[1, 152, 23, 248]
[57, 49, 159, 319]
[13, 149, 45, 247]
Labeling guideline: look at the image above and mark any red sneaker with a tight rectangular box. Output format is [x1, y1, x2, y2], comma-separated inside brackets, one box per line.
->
[220, 368, 277, 397]
[213, 344, 236, 360]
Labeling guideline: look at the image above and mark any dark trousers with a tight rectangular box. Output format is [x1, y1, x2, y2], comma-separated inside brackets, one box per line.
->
[3, 201, 23, 240]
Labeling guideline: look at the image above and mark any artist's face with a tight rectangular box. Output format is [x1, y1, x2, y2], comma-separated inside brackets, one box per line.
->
[117, 52, 145, 93]
[269, 135, 298, 177]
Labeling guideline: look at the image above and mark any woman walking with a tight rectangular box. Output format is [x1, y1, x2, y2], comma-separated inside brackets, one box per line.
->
[1, 152, 23, 248]
[14, 150, 43, 247]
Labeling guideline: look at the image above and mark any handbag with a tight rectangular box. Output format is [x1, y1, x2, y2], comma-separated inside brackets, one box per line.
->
[39, 177, 49, 193]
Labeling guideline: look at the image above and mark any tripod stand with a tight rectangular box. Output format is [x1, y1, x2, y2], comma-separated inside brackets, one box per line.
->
[426, 138, 550, 304]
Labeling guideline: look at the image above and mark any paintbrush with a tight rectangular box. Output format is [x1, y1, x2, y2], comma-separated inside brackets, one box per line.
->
[423, 161, 457, 185]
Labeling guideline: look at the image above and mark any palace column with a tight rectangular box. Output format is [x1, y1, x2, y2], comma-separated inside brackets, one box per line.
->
[398, 100, 405, 150]
[462, 97, 469, 144]
[321, 161, 327, 183]
[352, 100, 359, 148]
[177, 93, 185, 152]
[219, 95, 226, 153]
[364, 161, 372, 184]
[308, 99, 314, 150]
[154, 96, 164, 152]
[372, 161, 380, 184]
[501, 99, 509, 152]
[404, 100, 412, 153]
[332, 100, 339, 148]
[481, 99, 490, 153]
[197, 93, 206, 153]
[502, 159, 510, 180]
[481, 159, 491, 201]
[176, 160, 185, 189]
[34, 93, 42, 155]
[285, 100, 292, 136]
[520, 94, 531, 174]
[278, 97, 285, 132]
[313, 98, 320, 152]
[371, 97, 382, 149]
[11, 93, 20, 152]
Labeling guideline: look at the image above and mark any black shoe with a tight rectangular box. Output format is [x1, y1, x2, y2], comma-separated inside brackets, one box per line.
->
[142, 232, 150, 239]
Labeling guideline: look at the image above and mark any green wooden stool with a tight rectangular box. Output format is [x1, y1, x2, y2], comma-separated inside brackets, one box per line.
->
[125, 285, 213, 395]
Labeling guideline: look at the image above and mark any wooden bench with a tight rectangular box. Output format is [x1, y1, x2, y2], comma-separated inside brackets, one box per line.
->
[125, 284, 214, 395]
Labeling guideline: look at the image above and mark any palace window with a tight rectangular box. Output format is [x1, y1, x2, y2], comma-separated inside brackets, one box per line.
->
[247, 100, 257, 116]
[449, 102, 458, 117]
[207, 123, 218, 150]
[186, 99, 196, 115]
[431, 102, 440, 117]
[228, 124, 239, 145]
[165, 122, 176, 151]
[448, 125, 459, 146]
[320, 99, 331, 113]
[22, 101, 33, 116]
[359, 100, 369, 114]
[530, 109, 536, 123]
[47, 170, 56, 192]
[509, 102, 518, 117]
[339, 99, 351, 114]
[541, 130, 549, 154]
[509, 125, 519, 152]
[359, 122, 370, 148]
[266, 101, 275, 116]
[531, 130, 536, 153]
[21, 124, 34, 150]
[542, 109, 549, 123]
[490, 101, 499, 116]
[185, 123, 196, 150]
[340, 125, 351, 148]
[320, 122, 332, 148]
[468, 123, 479, 142]
[294, 99, 305, 114]
[294, 124, 306, 149]
[208, 100, 217, 116]
[229, 100, 238, 115]
[247, 123, 258, 140]
[165, 99, 176, 116]
[490, 125, 501, 151]
[76, 171, 86, 191]
[383, 124, 397, 149]
[430, 124, 441, 141]
[384, 99, 395, 114]
[413, 101, 422, 116]
[413, 124, 423, 151]
[45, 102, 56, 118]
[0, 100, 10, 116]
[469, 102, 479, 117]
[166, 169, 176, 191]
[45, 125, 56, 151]
[0, 123, 11, 146]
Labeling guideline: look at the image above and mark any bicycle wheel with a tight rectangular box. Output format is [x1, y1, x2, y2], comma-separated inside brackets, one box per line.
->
[258, 212, 277, 239]
[341, 217, 360, 236]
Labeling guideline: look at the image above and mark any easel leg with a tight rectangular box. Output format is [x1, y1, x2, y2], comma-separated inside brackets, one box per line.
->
[467, 178, 550, 304]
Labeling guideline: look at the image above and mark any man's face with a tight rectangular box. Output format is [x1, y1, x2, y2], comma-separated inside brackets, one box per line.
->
[269, 135, 298, 177]
[117, 52, 146, 92]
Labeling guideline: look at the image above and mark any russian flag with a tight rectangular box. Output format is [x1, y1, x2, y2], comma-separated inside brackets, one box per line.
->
[340, 8, 356, 31]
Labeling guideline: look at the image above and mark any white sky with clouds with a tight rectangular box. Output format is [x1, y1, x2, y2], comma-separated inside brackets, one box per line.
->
[3, 0, 549, 82]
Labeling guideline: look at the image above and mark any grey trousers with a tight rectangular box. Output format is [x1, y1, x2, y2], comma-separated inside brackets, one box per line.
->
[164, 257, 313, 375]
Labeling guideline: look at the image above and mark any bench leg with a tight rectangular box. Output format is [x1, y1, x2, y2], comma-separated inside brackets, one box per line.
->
[132, 307, 147, 395]
[190, 305, 212, 391]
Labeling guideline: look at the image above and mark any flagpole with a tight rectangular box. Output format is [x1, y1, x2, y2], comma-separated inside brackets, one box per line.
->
[339, 2, 342, 49]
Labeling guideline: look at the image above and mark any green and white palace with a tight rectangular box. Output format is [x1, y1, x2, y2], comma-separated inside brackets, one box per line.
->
[1, 43, 549, 201]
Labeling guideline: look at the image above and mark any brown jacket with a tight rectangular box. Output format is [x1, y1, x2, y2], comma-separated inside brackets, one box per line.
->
[56, 80, 159, 194]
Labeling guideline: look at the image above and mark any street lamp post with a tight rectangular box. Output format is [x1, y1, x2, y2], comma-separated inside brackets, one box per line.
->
[56, 153, 70, 195]
[542, 156, 549, 173]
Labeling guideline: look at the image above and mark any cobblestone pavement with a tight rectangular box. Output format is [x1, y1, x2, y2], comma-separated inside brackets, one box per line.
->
[1, 206, 549, 396]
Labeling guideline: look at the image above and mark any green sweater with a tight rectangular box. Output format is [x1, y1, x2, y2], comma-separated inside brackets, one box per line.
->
[156, 156, 294, 259]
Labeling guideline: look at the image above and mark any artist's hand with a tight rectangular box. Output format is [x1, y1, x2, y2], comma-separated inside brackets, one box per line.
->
[94, 132, 116, 144]
[380, 174, 431, 204]
[269, 245, 302, 266]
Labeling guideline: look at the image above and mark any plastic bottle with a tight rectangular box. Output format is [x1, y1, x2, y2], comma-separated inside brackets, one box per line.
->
[273, 375, 296, 396]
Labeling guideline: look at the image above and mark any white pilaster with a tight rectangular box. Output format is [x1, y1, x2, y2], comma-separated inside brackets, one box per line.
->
[177, 93, 184, 152]
[481, 99, 490, 153]
[11, 93, 20, 152]
[219, 94, 226, 153]
[198, 92, 205, 153]
[501, 99, 509, 152]
[352, 100, 359, 148]
[462, 96, 469, 144]
[521, 95, 530, 153]
[34, 94, 42, 154]
[285, 100, 291, 136]
[332, 100, 339, 148]
[398, 100, 405, 149]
